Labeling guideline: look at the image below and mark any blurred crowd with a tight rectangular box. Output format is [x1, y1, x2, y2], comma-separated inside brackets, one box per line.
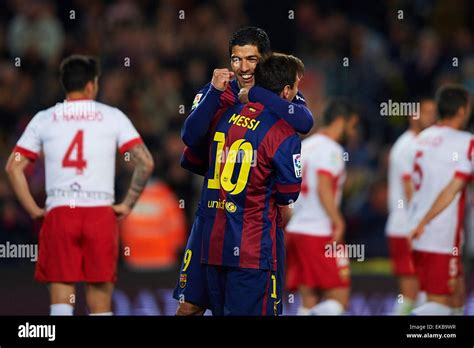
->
[1, 0, 474, 260]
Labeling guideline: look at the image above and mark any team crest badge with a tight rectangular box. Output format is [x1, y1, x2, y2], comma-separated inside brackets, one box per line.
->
[225, 201, 237, 213]
[179, 274, 187, 288]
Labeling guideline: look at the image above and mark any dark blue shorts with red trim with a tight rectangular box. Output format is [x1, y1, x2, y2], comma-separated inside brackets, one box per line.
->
[204, 265, 280, 316]
[173, 216, 210, 309]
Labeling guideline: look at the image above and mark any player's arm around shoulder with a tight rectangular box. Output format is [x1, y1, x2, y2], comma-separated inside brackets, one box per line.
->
[245, 86, 314, 134]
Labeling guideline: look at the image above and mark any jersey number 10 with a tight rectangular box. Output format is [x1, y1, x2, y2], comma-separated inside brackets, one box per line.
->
[62, 130, 87, 175]
[207, 131, 253, 195]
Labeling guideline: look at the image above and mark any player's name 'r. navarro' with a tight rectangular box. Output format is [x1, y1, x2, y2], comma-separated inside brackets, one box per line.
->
[52, 111, 104, 122]
[52, 100, 104, 122]
[18, 322, 55, 341]
[228, 113, 260, 130]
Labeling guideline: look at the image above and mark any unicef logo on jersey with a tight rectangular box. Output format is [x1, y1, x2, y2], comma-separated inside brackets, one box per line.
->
[293, 154, 302, 178]
[207, 199, 237, 213]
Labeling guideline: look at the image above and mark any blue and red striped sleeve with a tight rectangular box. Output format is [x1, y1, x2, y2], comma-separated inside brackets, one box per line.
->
[181, 84, 223, 147]
[272, 134, 302, 205]
[180, 145, 208, 176]
[248, 86, 314, 134]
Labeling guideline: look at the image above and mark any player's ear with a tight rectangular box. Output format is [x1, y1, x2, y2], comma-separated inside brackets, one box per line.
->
[281, 85, 290, 100]
[335, 116, 346, 128]
[84, 80, 96, 98]
[457, 105, 467, 118]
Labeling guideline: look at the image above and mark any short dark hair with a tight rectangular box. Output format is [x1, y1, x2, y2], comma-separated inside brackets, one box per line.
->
[273, 52, 305, 78]
[420, 96, 435, 105]
[59, 55, 100, 93]
[229, 26, 271, 57]
[254, 53, 301, 95]
[323, 98, 355, 125]
[435, 85, 469, 119]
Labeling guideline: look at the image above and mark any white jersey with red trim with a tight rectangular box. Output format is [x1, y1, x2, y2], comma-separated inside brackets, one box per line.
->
[408, 125, 474, 254]
[286, 133, 346, 236]
[15, 99, 143, 210]
[386, 130, 417, 236]
[466, 183, 474, 255]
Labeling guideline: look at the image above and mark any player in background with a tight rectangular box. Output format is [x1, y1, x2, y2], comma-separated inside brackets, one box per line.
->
[5, 55, 154, 315]
[465, 181, 474, 266]
[285, 99, 359, 315]
[385, 98, 436, 315]
[408, 85, 472, 315]
[187, 53, 302, 315]
[174, 27, 313, 316]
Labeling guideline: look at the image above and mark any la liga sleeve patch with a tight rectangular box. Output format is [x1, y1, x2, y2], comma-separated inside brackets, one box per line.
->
[293, 153, 302, 178]
[191, 93, 203, 110]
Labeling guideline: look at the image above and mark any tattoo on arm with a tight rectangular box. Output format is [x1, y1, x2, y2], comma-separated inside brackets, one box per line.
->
[123, 144, 154, 209]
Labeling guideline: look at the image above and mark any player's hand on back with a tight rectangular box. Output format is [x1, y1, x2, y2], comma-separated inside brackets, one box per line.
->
[409, 222, 425, 242]
[238, 87, 249, 104]
[112, 203, 132, 220]
[211, 68, 235, 91]
[30, 207, 46, 220]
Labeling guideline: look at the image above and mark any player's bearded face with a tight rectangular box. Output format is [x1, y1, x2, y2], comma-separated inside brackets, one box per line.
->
[230, 45, 261, 88]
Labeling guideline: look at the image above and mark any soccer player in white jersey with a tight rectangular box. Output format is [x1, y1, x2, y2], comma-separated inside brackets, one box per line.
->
[5, 55, 154, 315]
[407, 85, 472, 315]
[285, 99, 358, 315]
[385, 98, 436, 315]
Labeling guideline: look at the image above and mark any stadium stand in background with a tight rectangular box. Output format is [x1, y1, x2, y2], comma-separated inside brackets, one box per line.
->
[0, 0, 473, 314]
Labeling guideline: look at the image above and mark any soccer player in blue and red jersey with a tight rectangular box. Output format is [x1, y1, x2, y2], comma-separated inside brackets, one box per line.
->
[187, 53, 302, 315]
[173, 27, 312, 315]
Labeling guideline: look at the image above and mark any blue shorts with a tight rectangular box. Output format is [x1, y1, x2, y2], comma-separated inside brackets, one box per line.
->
[276, 226, 284, 313]
[173, 216, 210, 309]
[173, 220, 284, 314]
[205, 265, 281, 316]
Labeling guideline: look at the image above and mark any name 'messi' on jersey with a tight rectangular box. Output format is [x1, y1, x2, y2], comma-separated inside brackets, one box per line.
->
[228, 112, 261, 130]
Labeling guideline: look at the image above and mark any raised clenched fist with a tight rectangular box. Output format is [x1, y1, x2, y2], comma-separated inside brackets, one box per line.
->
[211, 68, 235, 91]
